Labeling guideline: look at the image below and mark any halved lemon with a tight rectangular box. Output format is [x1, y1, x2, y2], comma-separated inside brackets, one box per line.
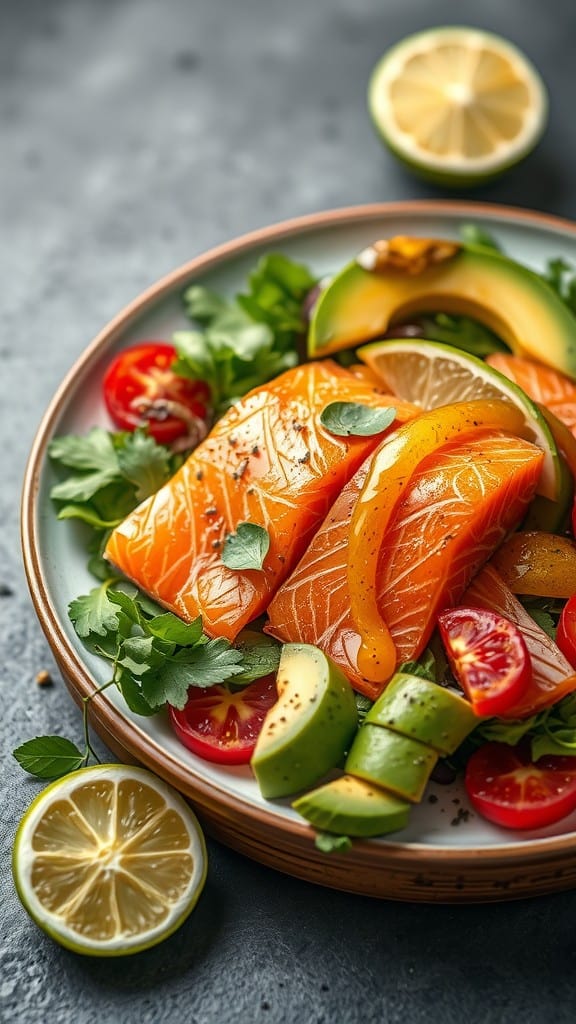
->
[357, 338, 568, 507]
[12, 765, 207, 957]
[368, 27, 548, 186]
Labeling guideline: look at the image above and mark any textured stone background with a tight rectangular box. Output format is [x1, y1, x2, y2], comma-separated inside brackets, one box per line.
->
[3, 1, 576, 1022]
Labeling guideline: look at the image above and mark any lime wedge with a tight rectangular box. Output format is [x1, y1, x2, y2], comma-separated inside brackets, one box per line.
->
[12, 765, 207, 957]
[368, 27, 548, 186]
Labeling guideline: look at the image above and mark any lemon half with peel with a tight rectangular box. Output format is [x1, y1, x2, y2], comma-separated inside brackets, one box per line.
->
[368, 27, 548, 186]
[12, 765, 207, 957]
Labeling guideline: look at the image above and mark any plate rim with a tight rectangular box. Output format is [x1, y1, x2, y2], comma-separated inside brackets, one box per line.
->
[21, 199, 576, 896]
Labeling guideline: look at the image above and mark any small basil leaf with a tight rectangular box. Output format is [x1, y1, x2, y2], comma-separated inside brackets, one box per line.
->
[13, 737, 85, 779]
[221, 522, 270, 571]
[320, 402, 396, 438]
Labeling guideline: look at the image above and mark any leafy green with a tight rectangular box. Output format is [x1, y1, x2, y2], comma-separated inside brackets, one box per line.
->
[314, 832, 352, 854]
[49, 428, 180, 543]
[320, 402, 396, 437]
[398, 648, 438, 683]
[175, 253, 316, 415]
[542, 257, 576, 316]
[418, 313, 508, 357]
[460, 223, 502, 252]
[355, 693, 373, 724]
[13, 736, 86, 779]
[66, 583, 277, 717]
[472, 693, 576, 763]
[231, 630, 282, 683]
[221, 522, 270, 571]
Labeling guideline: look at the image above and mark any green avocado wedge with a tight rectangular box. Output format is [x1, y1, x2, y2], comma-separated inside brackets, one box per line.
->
[293, 774, 410, 838]
[308, 242, 576, 380]
[345, 724, 437, 803]
[251, 644, 358, 799]
[365, 673, 479, 756]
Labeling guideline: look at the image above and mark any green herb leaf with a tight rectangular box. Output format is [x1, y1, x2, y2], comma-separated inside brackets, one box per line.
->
[320, 402, 396, 438]
[117, 430, 172, 502]
[13, 736, 85, 778]
[232, 630, 282, 683]
[542, 257, 576, 316]
[142, 639, 245, 708]
[176, 253, 315, 415]
[56, 504, 124, 530]
[398, 648, 438, 683]
[69, 584, 122, 638]
[146, 613, 204, 646]
[115, 670, 158, 717]
[222, 522, 270, 571]
[355, 693, 374, 723]
[460, 224, 503, 252]
[314, 832, 353, 854]
[418, 313, 508, 357]
[49, 429, 121, 502]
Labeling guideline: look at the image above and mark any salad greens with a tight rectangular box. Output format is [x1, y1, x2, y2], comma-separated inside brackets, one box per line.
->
[14, 231, 576, 795]
[173, 253, 316, 416]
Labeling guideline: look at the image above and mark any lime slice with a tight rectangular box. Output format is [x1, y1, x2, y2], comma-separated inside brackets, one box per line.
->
[12, 765, 207, 957]
[368, 27, 548, 186]
[357, 338, 567, 504]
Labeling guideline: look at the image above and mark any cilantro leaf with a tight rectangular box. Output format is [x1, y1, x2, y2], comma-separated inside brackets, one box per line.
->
[398, 648, 438, 682]
[183, 285, 229, 325]
[13, 736, 85, 778]
[314, 832, 353, 854]
[320, 402, 396, 437]
[232, 630, 281, 683]
[49, 429, 121, 502]
[117, 635, 170, 676]
[116, 430, 172, 502]
[115, 669, 158, 717]
[146, 613, 204, 645]
[142, 639, 245, 708]
[56, 504, 125, 530]
[222, 522, 270, 571]
[69, 584, 123, 638]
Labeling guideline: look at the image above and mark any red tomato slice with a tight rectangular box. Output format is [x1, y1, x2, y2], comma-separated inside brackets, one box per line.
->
[168, 675, 278, 765]
[437, 606, 531, 717]
[556, 596, 576, 667]
[103, 342, 210, 444]
[465, 741, 576, 829]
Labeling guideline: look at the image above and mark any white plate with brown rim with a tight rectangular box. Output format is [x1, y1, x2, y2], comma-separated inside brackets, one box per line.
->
[22, 200, 576, 903]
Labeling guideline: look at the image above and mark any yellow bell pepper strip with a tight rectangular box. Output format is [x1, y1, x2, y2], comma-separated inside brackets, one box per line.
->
[490, 531, 576, 598]
[347, 398, 528, 682]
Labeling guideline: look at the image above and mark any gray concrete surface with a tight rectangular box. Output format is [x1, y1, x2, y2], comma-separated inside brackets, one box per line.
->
[2, 1, 576, 1022]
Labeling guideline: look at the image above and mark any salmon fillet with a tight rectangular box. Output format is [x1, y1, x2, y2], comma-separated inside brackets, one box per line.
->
[464, 564, 576, 718]
[266, 431, 543, 698]
[105, 360, 416, 640]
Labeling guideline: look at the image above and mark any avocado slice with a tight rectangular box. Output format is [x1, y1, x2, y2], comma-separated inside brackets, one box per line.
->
[365, 673, 479, 755]
[308, 238, 576, 378]
[251, 644, 358, 799]
[345, 724, 437, 803]
[293, 774, 410, 838]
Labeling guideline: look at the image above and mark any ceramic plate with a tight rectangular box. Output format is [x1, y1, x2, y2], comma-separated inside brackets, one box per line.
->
[22, 201, 576, 903]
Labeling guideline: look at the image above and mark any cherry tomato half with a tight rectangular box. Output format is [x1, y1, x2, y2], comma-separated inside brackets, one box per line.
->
[556, 596, 576, 667]
[437, 606, 532, 718]
[465, 741, 576, 830]
[168, 674, 277, 765]
[103, 342, 211, 444]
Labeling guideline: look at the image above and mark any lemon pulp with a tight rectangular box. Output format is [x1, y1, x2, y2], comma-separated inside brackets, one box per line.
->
[13, 765, 207, 956]
[368, 27, 547, 183]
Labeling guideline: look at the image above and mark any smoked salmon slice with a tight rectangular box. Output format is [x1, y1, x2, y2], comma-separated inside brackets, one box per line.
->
[464, 564, 576, 718]
[105, 361, 417, 640]
[266, 431, 543, 698]
[487, 353, 576, 437]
